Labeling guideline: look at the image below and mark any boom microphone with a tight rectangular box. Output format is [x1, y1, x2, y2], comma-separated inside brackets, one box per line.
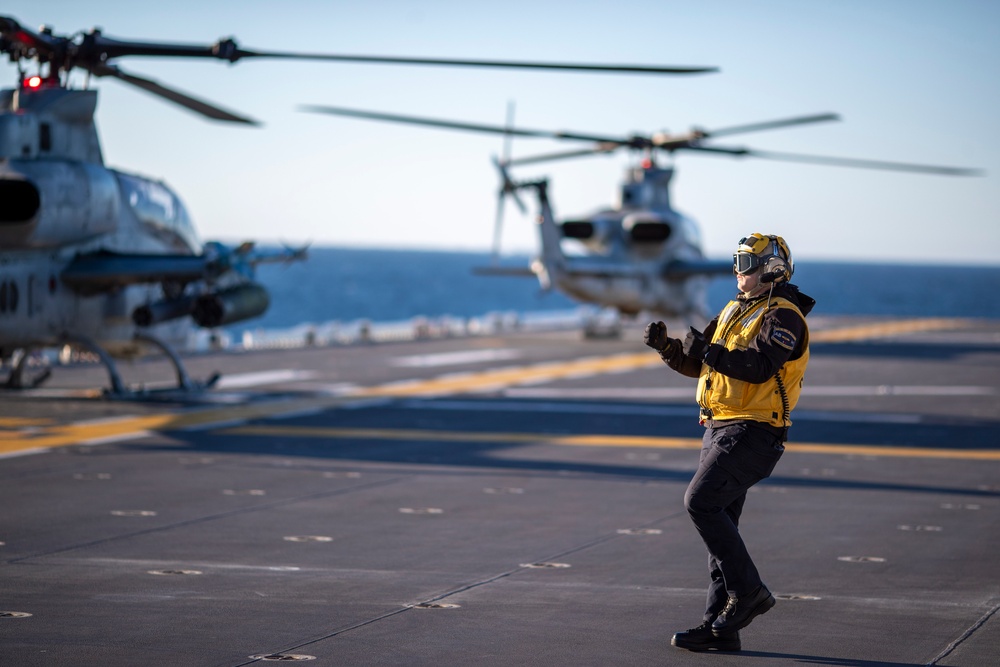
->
[760, 270, 782, 284]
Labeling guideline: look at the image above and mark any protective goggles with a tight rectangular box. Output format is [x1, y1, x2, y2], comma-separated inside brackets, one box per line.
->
[733, 251, 764, 275]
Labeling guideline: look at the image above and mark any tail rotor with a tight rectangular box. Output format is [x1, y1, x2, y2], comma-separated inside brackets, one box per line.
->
[490, 101, 526, 264]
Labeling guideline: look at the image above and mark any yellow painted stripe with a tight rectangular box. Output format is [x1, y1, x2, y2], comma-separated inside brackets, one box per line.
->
[810, 318, 970, 343]
[0, 417, 53, 427]
[219, 425, 1000, 462]
[352, 353, 659, 397]
[223, 425, 548, 444]
[0, 317, 981, 457]
[353, 318, 974, 399]
[0, 398, 339, 455]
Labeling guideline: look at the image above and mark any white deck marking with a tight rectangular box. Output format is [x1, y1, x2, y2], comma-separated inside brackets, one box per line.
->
[390, 348, 522, 367]
[215, 369, 317, 389]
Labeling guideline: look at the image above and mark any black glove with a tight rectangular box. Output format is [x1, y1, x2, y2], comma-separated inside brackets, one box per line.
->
[643, 321, 669, 351]
[682, 327, 709, 360]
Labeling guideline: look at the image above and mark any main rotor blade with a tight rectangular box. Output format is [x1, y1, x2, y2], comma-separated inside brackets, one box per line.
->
[506, 145, 621, 166]
[299, 105, 624, 144]
[88, 63, 258, 124]
[59, 26, 718, 74]
[301, 104, 980, 176]
[231, 48, 718, 75]
[685, 145, 984, 176]
[77, 33, 238, 61]
[699, 113, 841, 139]
[2, 17, 718, 77]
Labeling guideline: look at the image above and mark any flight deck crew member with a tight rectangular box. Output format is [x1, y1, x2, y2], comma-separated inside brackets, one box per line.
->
[643, 233, 814, 653]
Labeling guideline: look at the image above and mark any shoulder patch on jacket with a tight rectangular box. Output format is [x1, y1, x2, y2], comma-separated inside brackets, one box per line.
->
[771, 326, 797, 350]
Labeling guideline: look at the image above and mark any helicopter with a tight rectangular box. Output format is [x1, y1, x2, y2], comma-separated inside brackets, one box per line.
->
[299, 104, 983, 326]
[0, 16, 717, 396]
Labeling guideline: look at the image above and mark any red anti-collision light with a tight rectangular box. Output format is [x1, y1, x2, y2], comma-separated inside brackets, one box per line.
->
[25, 76, 43, 89]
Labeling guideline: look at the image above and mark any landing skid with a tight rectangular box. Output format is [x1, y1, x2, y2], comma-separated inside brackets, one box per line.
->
[3, 332, 220, 400]
[130, 331, 221, 394]
[4, 346, 53, 390]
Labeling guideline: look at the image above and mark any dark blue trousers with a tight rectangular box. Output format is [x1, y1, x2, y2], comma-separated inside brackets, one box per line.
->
[683, 421, 785, 621]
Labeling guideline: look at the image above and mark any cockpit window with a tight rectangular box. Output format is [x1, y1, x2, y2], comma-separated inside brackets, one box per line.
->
[114, 171, 201, 252]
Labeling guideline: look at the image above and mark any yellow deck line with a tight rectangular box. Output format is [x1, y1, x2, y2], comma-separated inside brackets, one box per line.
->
[810, 318, 970, 343]
[0, 317, 984, 458]
[352, 353, 659, 397]
[0, 397, 338, 455]
[0, 417, 53, 427]
[219, 424, 1000, 461]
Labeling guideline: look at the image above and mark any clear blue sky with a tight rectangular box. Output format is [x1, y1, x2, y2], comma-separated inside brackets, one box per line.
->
[6, 1, 998, 265]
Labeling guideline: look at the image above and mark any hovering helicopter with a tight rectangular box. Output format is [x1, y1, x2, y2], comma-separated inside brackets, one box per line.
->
[0, 16, 716, 396]
[300, 104, 983, 325]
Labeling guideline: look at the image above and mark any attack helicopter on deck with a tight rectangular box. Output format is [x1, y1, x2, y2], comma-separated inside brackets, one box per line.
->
[0, 15, 715, 395]
[300, 104, 983, 325]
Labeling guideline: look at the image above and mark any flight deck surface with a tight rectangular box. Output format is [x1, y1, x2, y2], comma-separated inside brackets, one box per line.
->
[2, 315, 998, 666]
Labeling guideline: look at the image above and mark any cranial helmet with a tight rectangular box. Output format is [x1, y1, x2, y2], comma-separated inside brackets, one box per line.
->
[733, 233, 794, 284]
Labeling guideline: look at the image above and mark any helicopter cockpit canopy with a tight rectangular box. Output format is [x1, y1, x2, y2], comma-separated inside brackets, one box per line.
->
[116, 172, 200, 253]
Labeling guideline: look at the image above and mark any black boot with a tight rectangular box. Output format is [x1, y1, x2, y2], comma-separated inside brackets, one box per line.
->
[671, 621, 741, 652]
[711, 585, 775, 635]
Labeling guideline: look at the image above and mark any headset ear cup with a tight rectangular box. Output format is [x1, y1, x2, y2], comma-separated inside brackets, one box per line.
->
[762, 256, 788, 283]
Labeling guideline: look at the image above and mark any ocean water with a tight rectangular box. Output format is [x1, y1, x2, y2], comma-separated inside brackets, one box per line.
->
[239, 246, 1000, 335]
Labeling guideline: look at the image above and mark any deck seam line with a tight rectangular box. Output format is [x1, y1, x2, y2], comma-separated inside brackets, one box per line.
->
[260, 511, 688, 659]
[926, 598, 1000, 665]
[5, 476, 404, 565]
